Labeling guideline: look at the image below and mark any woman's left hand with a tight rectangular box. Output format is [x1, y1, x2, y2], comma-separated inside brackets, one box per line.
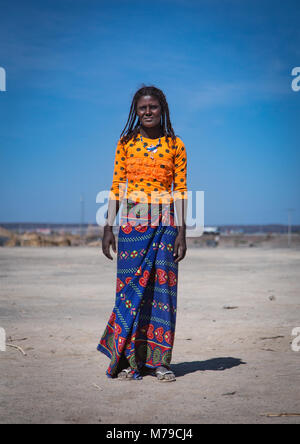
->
[173, 231, 187, 263]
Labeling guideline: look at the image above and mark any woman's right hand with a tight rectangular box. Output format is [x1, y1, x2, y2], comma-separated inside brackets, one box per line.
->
[102, 228, 117, 260]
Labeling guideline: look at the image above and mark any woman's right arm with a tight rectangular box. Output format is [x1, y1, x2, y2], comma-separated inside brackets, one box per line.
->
[102, 200, 120, 260]
[102, 141, 127, 260]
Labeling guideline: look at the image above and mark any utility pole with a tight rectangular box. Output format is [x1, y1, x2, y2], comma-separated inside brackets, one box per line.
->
[287, 208, 295, 248]
[80, 194, 85, 237]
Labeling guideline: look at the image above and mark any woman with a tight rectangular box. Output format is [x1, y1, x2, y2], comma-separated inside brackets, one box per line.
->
[98, 85, 188, 381]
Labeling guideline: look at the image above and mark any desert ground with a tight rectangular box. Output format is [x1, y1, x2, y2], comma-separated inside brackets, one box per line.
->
[0, 245, 299, 424]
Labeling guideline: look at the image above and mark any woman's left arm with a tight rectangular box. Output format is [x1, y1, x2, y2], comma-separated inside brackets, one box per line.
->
[174, 198, 187, 263]
[173, 139, 188, 263]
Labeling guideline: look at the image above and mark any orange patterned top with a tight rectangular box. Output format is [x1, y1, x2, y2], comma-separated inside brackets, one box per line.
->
[109, 134, 188, 204]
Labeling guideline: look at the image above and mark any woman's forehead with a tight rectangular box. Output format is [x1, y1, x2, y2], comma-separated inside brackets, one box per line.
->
[137, 95, 160, 106]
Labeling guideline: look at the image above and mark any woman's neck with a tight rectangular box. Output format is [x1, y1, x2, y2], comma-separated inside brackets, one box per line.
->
[139, 125, 163, 139]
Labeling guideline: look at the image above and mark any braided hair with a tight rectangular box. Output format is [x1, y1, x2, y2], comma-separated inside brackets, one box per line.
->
[120, 85, 176, 145]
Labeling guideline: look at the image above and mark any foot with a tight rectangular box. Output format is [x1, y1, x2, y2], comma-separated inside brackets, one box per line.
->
[118, 367, 142, 380]
[155, 366, 176, 382]
[118, 367, 134, 380]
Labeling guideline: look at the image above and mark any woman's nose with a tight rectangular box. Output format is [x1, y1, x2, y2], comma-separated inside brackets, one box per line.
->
[145, 106, 152, 115]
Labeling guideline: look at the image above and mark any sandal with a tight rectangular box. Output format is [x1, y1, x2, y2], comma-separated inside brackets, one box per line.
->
[118, 367, 142, 380]
[155, 366, 176, 382]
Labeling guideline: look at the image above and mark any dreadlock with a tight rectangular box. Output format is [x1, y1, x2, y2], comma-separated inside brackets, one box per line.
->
[120, 85, 176, 146]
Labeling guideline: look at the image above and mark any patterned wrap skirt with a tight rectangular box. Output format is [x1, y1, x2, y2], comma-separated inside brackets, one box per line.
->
[97, 199, 179, 379]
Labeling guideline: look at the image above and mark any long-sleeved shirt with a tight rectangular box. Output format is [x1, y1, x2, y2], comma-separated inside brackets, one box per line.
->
[109, 133, 188, 204]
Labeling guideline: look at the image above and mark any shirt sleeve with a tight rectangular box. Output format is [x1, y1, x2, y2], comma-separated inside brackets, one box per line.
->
[109, 140, 127, 201]
[173, 138, 188, 201]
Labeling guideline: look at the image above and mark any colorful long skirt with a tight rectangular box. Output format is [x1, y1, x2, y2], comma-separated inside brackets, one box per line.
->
[97, 199, 179, 379]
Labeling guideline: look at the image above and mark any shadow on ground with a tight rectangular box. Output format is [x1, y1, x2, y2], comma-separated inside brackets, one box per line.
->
[171, 357, 246, 377]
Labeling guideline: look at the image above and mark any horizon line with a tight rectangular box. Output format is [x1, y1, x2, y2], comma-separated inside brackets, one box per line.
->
[1, 222, 299, 227]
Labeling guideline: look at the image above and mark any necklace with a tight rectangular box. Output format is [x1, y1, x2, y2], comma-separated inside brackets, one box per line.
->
[140, 135, 162, 160]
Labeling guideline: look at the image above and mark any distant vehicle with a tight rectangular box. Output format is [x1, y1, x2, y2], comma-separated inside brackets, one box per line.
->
[203, 226, 220, 235]
[36, 228, 52, 235]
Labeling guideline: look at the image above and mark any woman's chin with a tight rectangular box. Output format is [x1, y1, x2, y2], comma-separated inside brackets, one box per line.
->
[142, 121, 160, 129]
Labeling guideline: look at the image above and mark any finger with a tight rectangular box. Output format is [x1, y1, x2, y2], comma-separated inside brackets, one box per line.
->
[174, 246, 186, 263]
[112, 238, 117, 254]
[106, 250, 113, 260]
[174, 254, 183, 263]
[105, 250, 113, 260]
[103, 244, 113, 260]
[173, 241, 179, 259]
[174, 250, 182, 263]
[174, 245, 181, 262]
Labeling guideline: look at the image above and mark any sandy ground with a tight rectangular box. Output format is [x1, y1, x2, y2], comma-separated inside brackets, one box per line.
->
[0, 246, 299, 424]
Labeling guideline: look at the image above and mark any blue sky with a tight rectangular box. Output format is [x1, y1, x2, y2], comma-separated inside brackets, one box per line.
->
[0, 0, 299, 225]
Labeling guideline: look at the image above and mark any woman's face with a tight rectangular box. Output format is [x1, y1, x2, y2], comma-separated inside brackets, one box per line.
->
[136, 95, 161, 128]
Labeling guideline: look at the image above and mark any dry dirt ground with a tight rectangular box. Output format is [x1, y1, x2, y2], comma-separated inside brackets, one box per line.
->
[0, 246, 299, 424]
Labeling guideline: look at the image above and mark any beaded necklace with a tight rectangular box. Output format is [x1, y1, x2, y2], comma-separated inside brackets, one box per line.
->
[140, 135, 162, 160]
